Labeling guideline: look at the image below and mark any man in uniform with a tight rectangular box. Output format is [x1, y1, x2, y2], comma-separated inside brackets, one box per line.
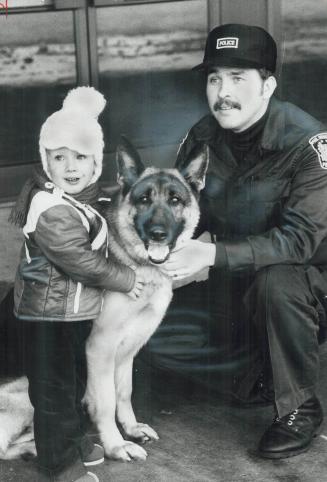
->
[160, 23, 327, 458]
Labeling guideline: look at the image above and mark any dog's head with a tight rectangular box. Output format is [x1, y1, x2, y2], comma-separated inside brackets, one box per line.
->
[116, 137, 208, 265]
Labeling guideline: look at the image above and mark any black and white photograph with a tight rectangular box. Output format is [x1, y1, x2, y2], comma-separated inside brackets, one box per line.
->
[1, 1, 327, 481]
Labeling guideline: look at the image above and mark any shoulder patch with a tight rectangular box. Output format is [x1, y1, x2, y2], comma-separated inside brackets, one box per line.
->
[309, 133, 327, 169]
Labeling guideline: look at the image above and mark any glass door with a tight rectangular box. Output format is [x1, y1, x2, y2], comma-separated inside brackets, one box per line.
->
[280, 0, 327, 123]
[93, 0, 209, 178]
[0, 1, 86, 199]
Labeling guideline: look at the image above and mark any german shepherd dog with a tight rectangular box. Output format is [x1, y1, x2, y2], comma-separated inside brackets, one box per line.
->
[84, 138, 208, 461]
[0, 138, 208, 462]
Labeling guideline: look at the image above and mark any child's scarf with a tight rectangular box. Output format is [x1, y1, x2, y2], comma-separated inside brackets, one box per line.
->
[9, 165, 102, 228]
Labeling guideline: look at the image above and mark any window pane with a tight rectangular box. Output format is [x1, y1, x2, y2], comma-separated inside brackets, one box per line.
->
[96, 0, 208, 152]
[6, 0, 51, 7]
[0, 11, 77, 167]
[280, 0, 327, 123]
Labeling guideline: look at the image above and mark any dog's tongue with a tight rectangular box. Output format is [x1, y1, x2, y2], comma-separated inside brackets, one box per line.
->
[148, 245, 170, 264]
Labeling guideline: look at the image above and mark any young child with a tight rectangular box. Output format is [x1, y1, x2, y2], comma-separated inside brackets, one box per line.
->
[11, 87, 144, 482]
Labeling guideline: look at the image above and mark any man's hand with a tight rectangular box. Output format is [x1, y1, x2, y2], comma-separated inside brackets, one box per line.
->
[161, 239, 216, 281]
[126, 269, 145, 300]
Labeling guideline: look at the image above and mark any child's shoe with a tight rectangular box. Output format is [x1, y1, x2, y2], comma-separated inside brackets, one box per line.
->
[75, 472, 99, 482]
[82, 443, 104, 467]
[52, 465, 99, 482]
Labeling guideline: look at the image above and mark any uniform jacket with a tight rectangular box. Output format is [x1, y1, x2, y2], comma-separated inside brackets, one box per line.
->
[176, 97, 327, 272]
[14, 187, 135, 322]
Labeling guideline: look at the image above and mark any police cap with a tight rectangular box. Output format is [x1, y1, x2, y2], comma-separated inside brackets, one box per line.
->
[193, 23, 277, 73]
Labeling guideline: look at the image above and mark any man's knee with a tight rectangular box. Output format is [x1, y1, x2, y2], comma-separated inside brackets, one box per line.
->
[247, 265, 319, 334]
[248, 265, 323, 342]
[252, 265, 301, 306]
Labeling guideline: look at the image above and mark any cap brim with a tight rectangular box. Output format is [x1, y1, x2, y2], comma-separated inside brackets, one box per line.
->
[192, 57, 269, 72]
[192, 62, 206, 71]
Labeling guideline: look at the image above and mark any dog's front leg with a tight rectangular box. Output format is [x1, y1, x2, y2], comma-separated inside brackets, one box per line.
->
[95, 363, 148, 464]
[85, 296, 148, 462]
[85, 331, 133, 461]
[115, 353, 159, 445]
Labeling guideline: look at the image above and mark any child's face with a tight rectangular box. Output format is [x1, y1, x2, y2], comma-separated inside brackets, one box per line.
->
[47, 147, 95, 194]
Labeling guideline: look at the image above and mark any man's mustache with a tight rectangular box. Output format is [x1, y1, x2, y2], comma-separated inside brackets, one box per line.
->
[213, 98, 241, 111]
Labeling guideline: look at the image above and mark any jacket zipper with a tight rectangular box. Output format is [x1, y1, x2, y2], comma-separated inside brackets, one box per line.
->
[73, 282, 82, 314]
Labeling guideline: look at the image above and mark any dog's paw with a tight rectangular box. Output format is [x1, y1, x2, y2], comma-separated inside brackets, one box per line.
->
[106, 441, 147, 462]
[0, 436, 36, 461]
[20, 441, 37, 460]
[124, 423, 159, 443]
[0, 431, 10, 458]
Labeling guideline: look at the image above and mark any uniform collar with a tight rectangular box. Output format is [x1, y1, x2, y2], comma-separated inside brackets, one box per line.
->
[259, 96, 285, 152]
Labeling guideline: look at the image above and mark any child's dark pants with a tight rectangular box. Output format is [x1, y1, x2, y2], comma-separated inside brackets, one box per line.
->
[20, 319, 93, 476]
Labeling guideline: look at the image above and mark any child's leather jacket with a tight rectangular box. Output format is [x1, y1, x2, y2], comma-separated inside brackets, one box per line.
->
[14, 187, 135, 321]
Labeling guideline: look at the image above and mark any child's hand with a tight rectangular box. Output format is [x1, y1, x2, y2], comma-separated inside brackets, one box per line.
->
[127, 269, 145, 300]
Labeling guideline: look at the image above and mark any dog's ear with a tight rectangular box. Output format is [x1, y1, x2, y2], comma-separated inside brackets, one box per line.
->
[176, 144, 209, 193]
[116, 136, 145, 189]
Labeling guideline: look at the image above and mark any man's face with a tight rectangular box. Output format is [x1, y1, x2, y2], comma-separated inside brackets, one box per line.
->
[206, 67, 270, 132]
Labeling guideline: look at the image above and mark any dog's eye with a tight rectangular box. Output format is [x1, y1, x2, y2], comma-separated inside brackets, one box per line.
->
[170, 196, 181, 205]
[139, 195, 150, 204]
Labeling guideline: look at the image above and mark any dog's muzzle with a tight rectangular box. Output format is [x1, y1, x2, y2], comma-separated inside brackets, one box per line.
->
[147, 243, 170, 264]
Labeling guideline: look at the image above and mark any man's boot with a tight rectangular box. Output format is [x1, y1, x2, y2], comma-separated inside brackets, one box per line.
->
[257, 396, 323, 459]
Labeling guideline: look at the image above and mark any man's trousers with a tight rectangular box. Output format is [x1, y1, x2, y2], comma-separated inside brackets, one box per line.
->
[142, 264, 327, 417]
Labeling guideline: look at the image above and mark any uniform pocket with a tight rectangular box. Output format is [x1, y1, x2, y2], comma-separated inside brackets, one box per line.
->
[227, 178, 291, 235]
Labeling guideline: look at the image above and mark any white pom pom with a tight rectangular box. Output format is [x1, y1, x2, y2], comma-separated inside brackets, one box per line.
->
[63, 86, 106, 118]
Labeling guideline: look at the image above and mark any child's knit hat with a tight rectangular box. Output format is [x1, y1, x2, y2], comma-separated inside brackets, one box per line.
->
[39, 86, 106, 184]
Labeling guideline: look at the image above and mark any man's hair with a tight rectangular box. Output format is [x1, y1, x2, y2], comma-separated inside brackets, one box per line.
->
[258, 68, 274, 80]
[205, 66, 274, 80]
